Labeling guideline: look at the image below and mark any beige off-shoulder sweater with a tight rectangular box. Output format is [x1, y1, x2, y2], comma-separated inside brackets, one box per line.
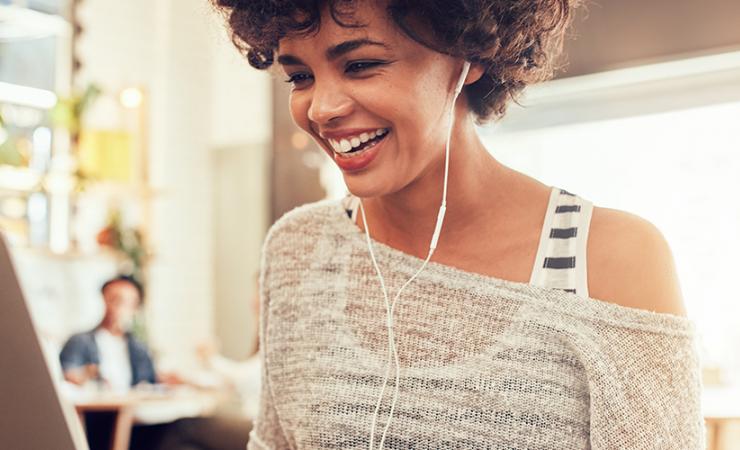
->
[248, 194, 704, 450]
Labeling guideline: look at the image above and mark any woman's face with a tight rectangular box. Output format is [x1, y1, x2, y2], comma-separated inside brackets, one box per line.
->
[277, 1, 464, 198]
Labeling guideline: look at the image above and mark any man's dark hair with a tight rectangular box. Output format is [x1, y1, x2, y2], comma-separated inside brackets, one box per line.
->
[101, 275, 144, 301]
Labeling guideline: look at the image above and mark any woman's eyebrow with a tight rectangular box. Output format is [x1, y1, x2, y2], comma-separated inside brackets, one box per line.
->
[277, 54, 305, 66]
[277, 38, 390, 66]
[326, 38, 390, 60]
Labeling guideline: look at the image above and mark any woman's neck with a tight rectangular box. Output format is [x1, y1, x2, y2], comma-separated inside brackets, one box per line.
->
[358, 118, 512, 258]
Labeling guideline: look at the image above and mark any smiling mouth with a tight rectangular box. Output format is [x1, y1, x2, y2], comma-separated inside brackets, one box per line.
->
[327, 128, 390, 158]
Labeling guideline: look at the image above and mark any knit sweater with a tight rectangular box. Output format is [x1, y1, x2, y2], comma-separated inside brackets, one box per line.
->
[247, 198, 704, 450]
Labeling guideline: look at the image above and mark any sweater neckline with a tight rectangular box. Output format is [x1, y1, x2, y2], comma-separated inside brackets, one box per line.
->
[329, 197, 695, 334]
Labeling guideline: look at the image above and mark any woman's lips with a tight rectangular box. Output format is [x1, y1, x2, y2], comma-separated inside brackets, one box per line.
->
[328, 131, 389, 173]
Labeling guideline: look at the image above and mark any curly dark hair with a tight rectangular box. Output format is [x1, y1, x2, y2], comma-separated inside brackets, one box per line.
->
[210, 0, 581, 123]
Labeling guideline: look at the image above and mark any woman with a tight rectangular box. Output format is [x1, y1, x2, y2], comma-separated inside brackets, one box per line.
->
[211, 1, 704, 448]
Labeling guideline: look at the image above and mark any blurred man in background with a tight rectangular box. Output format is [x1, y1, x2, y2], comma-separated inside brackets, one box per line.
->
[59, 275, 250, 450]
[59, 275, 155, 390]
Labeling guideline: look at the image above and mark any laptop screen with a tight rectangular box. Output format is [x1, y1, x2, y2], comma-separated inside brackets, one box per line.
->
[0, 234, 88, 450]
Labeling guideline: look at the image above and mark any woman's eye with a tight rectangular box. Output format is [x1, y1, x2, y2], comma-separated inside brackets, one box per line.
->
[283, 62, 383, 87]
[346, 61, 382, 73]
[284, 72, 313, 86]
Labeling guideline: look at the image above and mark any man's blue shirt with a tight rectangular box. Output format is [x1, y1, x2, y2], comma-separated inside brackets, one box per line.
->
[59, 329, 157, 386]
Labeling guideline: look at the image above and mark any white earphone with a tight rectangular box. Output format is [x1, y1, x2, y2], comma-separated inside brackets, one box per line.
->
[361, 60, 471, 450]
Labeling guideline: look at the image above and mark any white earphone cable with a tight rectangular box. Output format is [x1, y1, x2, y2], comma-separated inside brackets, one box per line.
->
[365, 61, 471, 450]
[362, 202, 433, 450]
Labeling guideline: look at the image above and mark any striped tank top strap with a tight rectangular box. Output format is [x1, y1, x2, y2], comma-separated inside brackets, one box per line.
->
[341, 195, 361, 223]
[529, 186, 594, 297]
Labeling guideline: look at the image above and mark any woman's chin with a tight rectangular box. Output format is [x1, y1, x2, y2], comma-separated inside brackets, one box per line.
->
[343, 176, 387, 199]
[344, 184, 376, 200]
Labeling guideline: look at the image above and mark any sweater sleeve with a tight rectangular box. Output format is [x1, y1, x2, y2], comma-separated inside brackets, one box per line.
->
[576, 314, 705, 449]
[247, 241, 293, 450]
[247, 355, 292, 449]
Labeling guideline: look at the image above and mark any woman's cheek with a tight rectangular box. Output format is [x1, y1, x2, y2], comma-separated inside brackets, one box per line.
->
[289, 94, 311, 133]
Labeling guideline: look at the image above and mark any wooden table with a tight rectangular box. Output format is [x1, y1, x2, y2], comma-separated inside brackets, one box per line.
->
[703, 385, 740, 450]
[74, 389, 219, 450]
[75, 396, 136, 450]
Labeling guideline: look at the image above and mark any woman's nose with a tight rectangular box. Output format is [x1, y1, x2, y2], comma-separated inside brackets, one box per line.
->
[307, 80, 353, 125]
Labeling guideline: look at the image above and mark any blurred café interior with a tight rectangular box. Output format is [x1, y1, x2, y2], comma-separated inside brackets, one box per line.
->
[1, 0, 740, 449]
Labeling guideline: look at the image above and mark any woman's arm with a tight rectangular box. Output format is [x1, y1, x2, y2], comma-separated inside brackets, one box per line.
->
[247, 357, 292, 450]
[247, 247, 293, 450]
[583, 322, 704, 449]
[582, 208, 704, 448]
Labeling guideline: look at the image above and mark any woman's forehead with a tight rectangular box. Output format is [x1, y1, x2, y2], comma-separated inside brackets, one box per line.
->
[277, 2, 401, 56]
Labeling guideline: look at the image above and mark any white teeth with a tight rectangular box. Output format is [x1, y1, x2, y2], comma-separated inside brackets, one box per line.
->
[327, 128, 389, 154]
[329, 139, 340, 153]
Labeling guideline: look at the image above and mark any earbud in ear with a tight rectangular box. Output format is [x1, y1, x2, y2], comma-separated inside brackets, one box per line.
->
[454, 61, 471, 95]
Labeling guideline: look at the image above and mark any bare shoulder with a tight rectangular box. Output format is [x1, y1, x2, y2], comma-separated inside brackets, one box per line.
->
[586, 206, 687, 316]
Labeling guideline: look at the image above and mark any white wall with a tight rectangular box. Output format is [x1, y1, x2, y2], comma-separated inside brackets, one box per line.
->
[75, 0, 271, 368]
[206, 20, 271, 360]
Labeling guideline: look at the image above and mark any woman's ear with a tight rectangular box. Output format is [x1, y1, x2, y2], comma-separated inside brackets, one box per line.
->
[464, 62, 486, 86]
